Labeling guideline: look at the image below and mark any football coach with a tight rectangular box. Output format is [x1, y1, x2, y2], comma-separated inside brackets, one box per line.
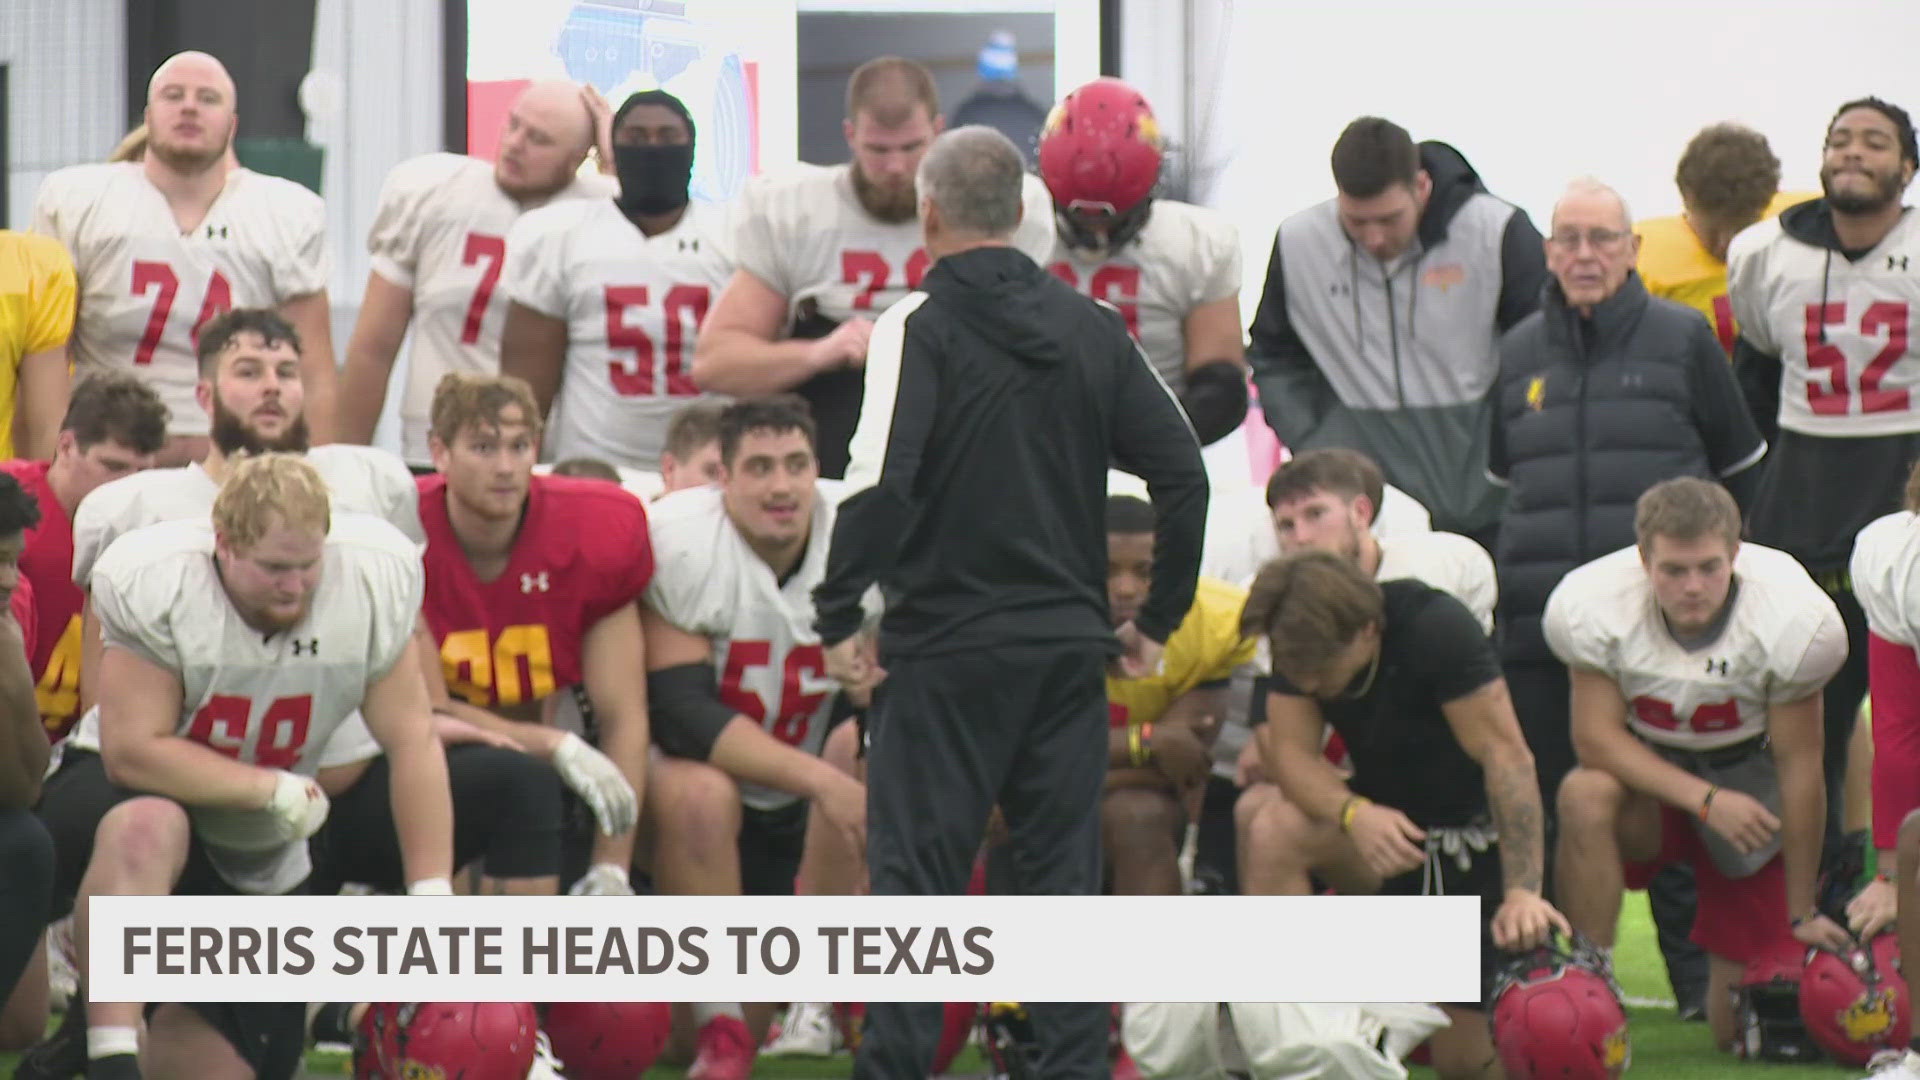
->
[813, 124, 1209, 1079]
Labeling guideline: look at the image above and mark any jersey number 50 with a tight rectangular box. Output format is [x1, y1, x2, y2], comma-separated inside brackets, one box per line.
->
[718, 641, 828, 747]
[187, 694, 313, 770]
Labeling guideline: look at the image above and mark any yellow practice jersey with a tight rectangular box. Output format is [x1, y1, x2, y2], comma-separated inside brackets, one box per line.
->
[0, 232, 76, 459]
[1107, 577, 1256, 727]
[1636, 191, 1815, 357]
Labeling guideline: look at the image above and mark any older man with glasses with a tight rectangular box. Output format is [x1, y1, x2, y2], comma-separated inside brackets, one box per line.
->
[1486, 176, 1767, 842]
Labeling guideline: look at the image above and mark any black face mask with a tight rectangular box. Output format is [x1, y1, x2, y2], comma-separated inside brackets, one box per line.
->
[614, 143, 694, 215]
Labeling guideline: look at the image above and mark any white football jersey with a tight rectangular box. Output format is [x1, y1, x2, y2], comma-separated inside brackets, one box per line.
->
[733, 163, 1055, 327]
[504, 198, 735, 468]
[76, 514, 421, 893]
[1852, 510, 1920, 647]
[1048, 199, 1241, 391]
[1727, 207, 1920, 437]
[31, 163, 329, 437]
[1376, 532, 1496, 635]
[644, 484, 840, 811]
[70, 445, 421, 769]
[1544, 543, 1847, 750]
[369, 154, 615, 463]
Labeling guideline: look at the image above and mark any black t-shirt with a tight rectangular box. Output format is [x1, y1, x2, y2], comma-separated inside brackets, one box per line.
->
[1270, 580, 1503, 828]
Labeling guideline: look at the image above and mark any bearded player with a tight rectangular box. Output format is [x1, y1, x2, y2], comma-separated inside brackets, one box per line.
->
[1037, 77, 1248, 447]
[1728, 97, 1920, 843]
[693, 56, 1054, 477]
[500, 90, 735, 469]
[414, 372, 650, 894]
[336, 80, 612, 465]
[35, 454, 452, 1080]
[31, 51, 337, 464]
[2, 373, 169, 742]
[1548, 478, 1850, 1051]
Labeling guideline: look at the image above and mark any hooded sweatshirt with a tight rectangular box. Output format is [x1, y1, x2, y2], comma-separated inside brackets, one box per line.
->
[813, 245, 1209, 657]
[1248, 142, 1549, 536]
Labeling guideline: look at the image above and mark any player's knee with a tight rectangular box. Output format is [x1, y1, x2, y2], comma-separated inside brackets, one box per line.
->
[0, 809, 54, 886]
[1236, 785, 1314, 864]
[1102, 787, 1178, 849]
[649, 760, 741, 840]
[822, 721, 860, 775]
[1556, 767, 1624, 834]
[95, 797, 191, 868]
[490, 747, 565, 819]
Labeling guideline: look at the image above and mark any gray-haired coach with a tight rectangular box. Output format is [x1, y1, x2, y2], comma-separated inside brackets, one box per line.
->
[812, 125, 1208, 1078]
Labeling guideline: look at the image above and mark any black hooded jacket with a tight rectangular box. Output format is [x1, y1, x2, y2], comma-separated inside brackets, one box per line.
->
[812, 245, 1209, 656]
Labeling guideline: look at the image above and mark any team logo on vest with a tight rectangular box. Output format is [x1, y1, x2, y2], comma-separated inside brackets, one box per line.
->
[1526, 375, 1546, 412]
[291, 638, 319, 656]
[521, 571, 550, 594]
[1422, 262, 1466, 293]
[1705, 657, 1728, 676]
[1839, 987, 1898, 1042]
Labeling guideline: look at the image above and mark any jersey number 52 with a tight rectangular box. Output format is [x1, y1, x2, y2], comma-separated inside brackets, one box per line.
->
[1805, 301, 1911, 415]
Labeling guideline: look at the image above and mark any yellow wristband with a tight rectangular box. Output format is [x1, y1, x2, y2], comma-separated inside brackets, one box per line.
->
[1339, 796, 1370, 832]
[1127, 724, 1145, 768]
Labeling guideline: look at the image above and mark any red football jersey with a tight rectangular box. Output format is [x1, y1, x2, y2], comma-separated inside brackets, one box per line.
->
[418, 473, 654, 709]
[1, 459, 81, 738]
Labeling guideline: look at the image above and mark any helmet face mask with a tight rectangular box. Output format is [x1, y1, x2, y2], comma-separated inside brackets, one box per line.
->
[1053, 199, 1153, 261]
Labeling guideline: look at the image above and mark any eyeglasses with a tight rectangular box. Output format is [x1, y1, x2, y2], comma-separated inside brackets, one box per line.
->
[1548, 228, 1631, 251]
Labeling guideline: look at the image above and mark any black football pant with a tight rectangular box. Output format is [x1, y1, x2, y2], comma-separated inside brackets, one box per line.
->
[0, 808, 53, 1002]
[857, 641, 1111, 1080]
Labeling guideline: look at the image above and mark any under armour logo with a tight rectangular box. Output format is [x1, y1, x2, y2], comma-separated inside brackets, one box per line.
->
[678, 237, 699, 253]
[1892, 255, 1910, 271]
[204, 224, 229, 240]
[1330, 282, 1351, 296]
[1706, 658, 1728, 676]
[291, 638, 319, 656]
[521, 571, 550, 594]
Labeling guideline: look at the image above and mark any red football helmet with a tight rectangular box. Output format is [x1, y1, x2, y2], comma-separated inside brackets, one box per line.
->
[353, 1001, 539, 1080]
[1037, 77, 1164, 256]
[1733, 948, 1820, 1061]
[1801, 934, 1911, 1066]
[1489, 936, 1630, 1078]
[542, 1001, 672, 1079]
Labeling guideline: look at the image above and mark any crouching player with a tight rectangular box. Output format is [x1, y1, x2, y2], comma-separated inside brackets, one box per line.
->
[1548, 477, 1850, 1052]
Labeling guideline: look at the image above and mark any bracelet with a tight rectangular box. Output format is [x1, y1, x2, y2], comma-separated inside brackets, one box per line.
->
[1127, 723, 1153, 768]
[1698, 785, 1719, 822]
[1339, 795, 1370, 833]
[1790, 910, 1822, 929]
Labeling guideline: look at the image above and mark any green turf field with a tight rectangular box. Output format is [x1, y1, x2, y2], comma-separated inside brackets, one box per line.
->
[0, 892, 1878, 1077]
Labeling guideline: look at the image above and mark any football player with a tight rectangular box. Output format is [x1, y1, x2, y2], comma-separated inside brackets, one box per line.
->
[1728, 97, 1919, 839]
[1243, 550, 1565, 1080]
[36, 454, 453, 1080]
[692, 56, 1054, 478]
[640, 395, 865, 1078]
[0, 229, 78, 460]
[31, 51, 336, 464]
[414, 372, 649, 892]
[1236, 447, 1496, 895]
[3, 373, 169, 742]
[500, 90, 735, 469]
[0, 475, 51, 1053]
[1548, 478, 1850, 1051]
[1037, 77, 1248, 446]
[337, 80, 612, 465]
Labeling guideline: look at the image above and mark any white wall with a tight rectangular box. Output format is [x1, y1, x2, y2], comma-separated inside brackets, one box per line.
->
[1204, 0, 1920, 309]
[1, 0, 126, 229]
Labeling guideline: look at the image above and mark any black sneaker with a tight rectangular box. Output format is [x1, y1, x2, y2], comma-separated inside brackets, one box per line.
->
[1676, 992, 1708, 1023]
[12, 998, 87, 1080]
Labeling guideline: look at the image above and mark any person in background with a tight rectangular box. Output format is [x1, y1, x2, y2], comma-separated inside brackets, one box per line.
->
[0, 232, 76, 461]
[950, 32, 1049, 167]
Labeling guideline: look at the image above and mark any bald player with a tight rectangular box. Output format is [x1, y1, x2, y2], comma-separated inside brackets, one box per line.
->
[691, 56, 1054, 478]
[336, 80, 613, 467]
[32, 51, 337, 466]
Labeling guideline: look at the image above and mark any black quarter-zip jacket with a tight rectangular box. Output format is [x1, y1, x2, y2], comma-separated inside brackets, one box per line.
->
[1488, 271, 1766, 664]
[812, 245, 1208, 657]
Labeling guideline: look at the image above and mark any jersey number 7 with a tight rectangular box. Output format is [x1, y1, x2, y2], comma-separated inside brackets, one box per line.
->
[187, 694, 314, 770]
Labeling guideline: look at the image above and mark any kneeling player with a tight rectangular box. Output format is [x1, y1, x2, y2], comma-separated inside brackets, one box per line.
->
[1547, 477, 1850, 1052]
[640, 396, 866, 1079]
[37, 454, 453, 1080]
[1241, 551, 1564, 1080]
[414, 372, 650, 888]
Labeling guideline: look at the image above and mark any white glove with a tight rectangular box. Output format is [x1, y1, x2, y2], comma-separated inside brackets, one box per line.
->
[568, 862, 634, 896]
[552, 731, 637, 836]
[262, 770, 330, 845]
